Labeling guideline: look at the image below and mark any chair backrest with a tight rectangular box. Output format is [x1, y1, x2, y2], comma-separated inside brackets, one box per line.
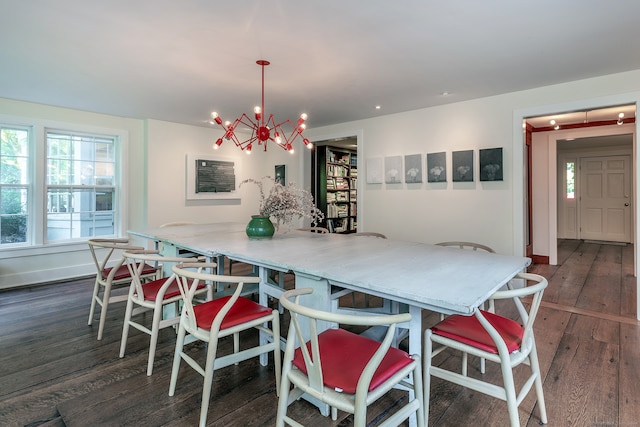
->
[88, 238, 145, 281]
[122, 249, 200, 300]
[159, 221, 195, 228]
[479, 272, 547, 355]
[280, 288, 411, 396]
[171, 262, 261, 334]
[354, 232, 387, 238]
[435, 241, 495, 253]
[297, 227, 329, 234]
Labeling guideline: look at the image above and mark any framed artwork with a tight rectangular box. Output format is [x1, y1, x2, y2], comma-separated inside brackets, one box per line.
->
[366, 157, 383, 184]
[404, 154, 423, 183]
[384, 155, 403, 184]
[479, 147, 503, 181]
[452, 150, 474, 182]
[275, 164, 286, 185]
[427, 151, 447, 182]
[186, 153, 240, 200]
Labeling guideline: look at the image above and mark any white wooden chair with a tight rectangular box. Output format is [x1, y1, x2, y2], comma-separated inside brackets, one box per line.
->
[119, 250, 210, 375]
[424, 272, 548, 427]
[277, 287, 424, 427]
[435, 241, 496, 254]
[168, 262, 281, 427]
[331, 232, 388, 309]
[87, 238, 158, 340]
[297, 226, 329, 233]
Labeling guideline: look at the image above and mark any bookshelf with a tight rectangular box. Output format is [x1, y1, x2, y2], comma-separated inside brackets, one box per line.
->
[316, 146, 357, 233]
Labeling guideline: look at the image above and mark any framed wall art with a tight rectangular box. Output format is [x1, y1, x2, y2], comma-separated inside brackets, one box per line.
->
[275, 164, 286, 185]
[452, 150, 474, 182]
[384, 155, 403, 184]
[404, 154, 423, 183]
[427, 151, 447, 182]
[366, 157, 383, 184]
[186, 153, 241, 200]
[479, 147, 503, 181]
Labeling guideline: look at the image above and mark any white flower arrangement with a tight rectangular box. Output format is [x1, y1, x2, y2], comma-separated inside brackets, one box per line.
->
[240, 176, 324, 228]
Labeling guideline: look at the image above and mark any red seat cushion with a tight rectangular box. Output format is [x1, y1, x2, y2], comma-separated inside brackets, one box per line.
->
[102, 263, 157, 281]
[140, 278, 203, 301]
[431, 310, 524, 354]
[292, 328, 414, 394]
[192, 297, 273, 330]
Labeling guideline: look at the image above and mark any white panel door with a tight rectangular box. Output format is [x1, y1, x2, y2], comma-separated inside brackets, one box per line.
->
[579, 155, 631, 242]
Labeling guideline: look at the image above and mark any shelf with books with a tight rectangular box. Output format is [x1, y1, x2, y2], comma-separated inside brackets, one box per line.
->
[315, 145, 357, 233]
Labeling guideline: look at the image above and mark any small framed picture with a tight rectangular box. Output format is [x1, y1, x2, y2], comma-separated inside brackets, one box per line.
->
[384, 156, 403, 184]
[366, 157, 383, 184]
[404, 154, 423, 183]
[452, 150, 474, 182]
[427, 152, 447, 182]
[275, 164, 286, 185]
[479, 148, 503, 181]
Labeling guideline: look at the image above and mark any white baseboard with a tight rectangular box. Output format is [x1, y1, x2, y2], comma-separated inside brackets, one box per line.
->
[0, 263, 95, 290]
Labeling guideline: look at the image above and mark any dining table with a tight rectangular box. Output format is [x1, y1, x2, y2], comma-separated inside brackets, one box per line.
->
[129, 222, 531, 355]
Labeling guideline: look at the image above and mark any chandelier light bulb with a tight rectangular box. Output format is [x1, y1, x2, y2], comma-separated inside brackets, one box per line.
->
[254, 106, 262, 120]
[211, 112, 223, 125]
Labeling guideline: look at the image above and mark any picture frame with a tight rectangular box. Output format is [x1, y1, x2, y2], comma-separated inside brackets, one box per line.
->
[384, 155, 403, 184]
[452, 150, 474, 182]
[404, 154, 423, 183]
[479, 147, 503, 181]
[185, 153, 241, 200]
[427, 151, 447, 182]
[366, 157, 383, 184]
[275, 164, 286, 185]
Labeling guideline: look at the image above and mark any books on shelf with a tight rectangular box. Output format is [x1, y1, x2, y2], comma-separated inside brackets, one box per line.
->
[335, 177, 349, 190]
[327, 218, 348, 233]
[327, 203, 349, 218]
[327, 164, 349, 177]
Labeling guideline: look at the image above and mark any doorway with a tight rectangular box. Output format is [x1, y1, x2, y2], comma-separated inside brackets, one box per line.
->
[557, 136, 633, 244]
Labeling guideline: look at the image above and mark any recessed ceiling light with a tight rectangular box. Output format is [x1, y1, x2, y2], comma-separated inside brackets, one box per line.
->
[375, 105, 381, 110]
[441, 91, 449, 96]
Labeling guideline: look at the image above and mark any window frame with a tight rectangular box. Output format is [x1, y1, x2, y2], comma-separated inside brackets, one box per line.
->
[0, 113, 128, 256]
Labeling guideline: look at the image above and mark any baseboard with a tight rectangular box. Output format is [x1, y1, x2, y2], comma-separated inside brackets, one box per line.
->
[531, 254, 549, 265]
[0, 264, 95, 290]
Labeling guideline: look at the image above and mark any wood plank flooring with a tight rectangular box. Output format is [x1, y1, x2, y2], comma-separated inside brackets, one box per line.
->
[0, 239, 637, 426]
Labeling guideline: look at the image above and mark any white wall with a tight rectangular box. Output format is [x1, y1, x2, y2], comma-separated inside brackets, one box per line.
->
[306, 70, 640, 258]
[143, 119, 309, 242]
[2, 69, 640, 289]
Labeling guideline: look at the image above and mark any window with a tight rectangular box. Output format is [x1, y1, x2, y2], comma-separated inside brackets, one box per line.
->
[0, 126, 30, 244]
[566, 161, 575, 199]
[46, 131, 117, 241]
[0, 118, 123, 249]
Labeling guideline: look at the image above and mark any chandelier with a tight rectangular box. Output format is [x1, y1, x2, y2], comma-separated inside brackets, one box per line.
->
[210, 60, 312, 154]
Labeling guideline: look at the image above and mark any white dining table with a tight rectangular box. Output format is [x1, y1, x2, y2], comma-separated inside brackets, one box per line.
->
[129, 222, 531, 355]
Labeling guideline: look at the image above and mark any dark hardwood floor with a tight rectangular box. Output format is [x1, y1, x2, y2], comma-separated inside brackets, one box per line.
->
[0, 240, 638, 426]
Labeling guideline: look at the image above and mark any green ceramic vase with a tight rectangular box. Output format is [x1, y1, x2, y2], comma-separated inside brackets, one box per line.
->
[245, 215, 275, 238]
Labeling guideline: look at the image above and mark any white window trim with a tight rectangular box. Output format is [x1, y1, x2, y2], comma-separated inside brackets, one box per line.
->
[0, 113, 129, 257]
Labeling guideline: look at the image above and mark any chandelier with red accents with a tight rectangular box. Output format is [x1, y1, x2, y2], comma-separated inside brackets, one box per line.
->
[210, 60, 312, 154]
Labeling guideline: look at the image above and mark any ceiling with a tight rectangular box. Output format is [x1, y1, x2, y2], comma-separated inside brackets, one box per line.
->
[2, 1, 640, 131]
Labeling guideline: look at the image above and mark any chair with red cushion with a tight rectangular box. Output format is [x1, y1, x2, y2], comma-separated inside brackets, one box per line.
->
[87, 238, 158, 340]
[119, 250, 210, 375]
[277, 288, 424, 427]
[424, 272, 548, 427]
[168, 262, 281, 427]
